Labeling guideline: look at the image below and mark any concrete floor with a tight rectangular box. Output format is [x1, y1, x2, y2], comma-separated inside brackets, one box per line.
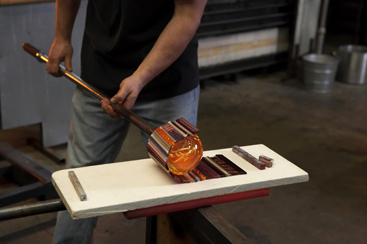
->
[1, 62, 367, 243]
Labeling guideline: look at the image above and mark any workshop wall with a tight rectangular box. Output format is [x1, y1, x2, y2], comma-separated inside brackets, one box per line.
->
[327, 0, 367, 45]
[292, 0, 321, 57]
[0, 1, 87, 147]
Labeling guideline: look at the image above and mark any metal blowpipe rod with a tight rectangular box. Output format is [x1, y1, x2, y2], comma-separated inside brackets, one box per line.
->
[0, 199, 66, 221]
[22, 43, 155, 135]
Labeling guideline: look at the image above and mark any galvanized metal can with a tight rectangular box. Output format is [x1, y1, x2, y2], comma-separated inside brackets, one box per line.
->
[301, 54, 339, 93]
[336, 45, 367, 85]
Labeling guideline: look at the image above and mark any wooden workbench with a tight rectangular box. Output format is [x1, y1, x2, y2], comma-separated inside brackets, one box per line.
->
[52, 144, 309, 219]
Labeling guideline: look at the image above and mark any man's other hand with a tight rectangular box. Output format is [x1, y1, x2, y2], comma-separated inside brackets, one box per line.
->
[101, 75, 145, 118]
[46, 39, 73, 77]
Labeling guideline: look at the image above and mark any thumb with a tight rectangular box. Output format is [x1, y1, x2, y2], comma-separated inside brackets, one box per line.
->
[110, 95, 122, 104]
[65, 54, 73, 72]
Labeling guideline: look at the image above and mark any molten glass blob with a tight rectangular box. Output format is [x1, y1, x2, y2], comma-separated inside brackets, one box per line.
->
[167, 134, 203, 175]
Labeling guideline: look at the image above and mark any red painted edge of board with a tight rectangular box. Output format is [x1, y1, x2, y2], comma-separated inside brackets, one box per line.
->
[123, 188, 269, 219]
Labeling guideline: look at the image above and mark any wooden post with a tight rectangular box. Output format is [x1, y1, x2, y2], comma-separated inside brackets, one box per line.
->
[149, 206, 252, 244]
[156, 214, 196, 244]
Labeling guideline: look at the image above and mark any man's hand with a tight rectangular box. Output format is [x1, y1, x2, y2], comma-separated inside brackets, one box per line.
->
[46, 0, 81, 77]
[46, 39, 73, 77]
[101, 75, 146, 118]
[101, 98, 121, 119]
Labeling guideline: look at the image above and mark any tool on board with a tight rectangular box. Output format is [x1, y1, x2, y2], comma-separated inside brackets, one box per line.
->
[68, 171, 87, 201]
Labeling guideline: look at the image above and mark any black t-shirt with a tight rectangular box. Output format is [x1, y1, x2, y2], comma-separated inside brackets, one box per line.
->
[80, 0, 200, 102]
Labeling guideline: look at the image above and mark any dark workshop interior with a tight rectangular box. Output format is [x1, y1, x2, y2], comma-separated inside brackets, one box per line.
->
[0, 0, 366, 243]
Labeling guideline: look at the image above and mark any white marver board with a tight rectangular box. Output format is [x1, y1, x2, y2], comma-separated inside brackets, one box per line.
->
[52, 144, 309, 219]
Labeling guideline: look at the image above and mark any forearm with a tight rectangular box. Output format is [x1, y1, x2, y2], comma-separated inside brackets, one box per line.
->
[133, 0, 207, 86]
[54, 0, 81, 42]
[106, 0, 206, 113]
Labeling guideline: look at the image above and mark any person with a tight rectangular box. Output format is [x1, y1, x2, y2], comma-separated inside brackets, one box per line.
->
[46, 0, 207, 243]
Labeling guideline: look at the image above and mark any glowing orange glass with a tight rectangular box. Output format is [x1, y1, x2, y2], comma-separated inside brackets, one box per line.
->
[167, 134, 203, 175]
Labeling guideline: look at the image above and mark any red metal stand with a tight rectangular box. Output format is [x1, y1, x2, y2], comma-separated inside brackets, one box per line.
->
[124, 188, 269, 219]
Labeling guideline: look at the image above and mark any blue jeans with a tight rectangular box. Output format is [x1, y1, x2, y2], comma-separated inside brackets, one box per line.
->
[53, 86, 200, 244]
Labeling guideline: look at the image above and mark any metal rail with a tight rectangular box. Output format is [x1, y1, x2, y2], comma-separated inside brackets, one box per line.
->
[0, 199, 66, 221]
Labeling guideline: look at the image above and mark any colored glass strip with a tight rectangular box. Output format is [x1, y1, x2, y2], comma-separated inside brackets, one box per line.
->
[176, 117, 200, 134]
[156, 127, 175, 146]
[162, 124, 184, 141]
[215, 154, 247, 175]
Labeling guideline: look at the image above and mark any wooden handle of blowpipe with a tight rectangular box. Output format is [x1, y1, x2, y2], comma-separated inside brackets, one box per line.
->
[22, 43, 155, 135]
[22, 43, 40, 58]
